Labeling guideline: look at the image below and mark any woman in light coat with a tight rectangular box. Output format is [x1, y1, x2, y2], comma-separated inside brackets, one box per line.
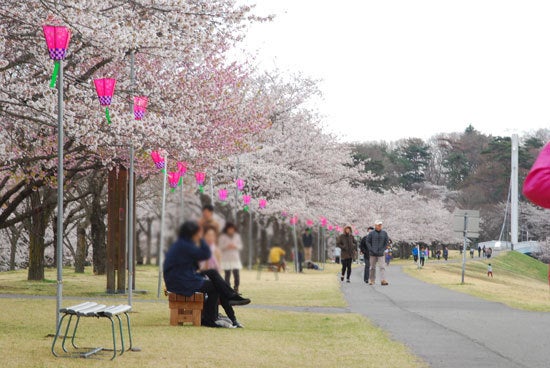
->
[218, 223, 243, 293]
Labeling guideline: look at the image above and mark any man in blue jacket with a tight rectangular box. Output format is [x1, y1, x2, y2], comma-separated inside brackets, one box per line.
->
[366, 220, 390, 286]
[164, 221, 250, 328]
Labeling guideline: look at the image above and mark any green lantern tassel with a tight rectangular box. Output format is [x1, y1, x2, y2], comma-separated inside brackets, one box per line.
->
[178, 176, 183, 186]
[199, 185, 204, 194]
[49, 61, 60, 89]
[171, 188, 175, 193]
[105, 107, 112, 124]
[162, 168, 166, 174]
[244, 205, 249, 212]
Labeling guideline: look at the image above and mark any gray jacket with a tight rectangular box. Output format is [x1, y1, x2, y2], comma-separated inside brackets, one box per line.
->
[366, 230, 389, 257]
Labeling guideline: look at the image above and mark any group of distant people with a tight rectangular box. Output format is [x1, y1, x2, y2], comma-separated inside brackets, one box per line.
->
[335, 221, 391, 286]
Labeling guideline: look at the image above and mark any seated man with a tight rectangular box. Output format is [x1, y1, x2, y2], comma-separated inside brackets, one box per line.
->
[268, 246, 286, 272]
[164, 221, 250, 328]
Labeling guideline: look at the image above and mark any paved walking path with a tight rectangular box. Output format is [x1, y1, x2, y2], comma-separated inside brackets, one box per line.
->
[341, 264, 550, 368]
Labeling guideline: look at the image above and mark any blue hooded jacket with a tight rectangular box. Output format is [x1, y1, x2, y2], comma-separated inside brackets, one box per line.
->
[163, 237, 211, 296]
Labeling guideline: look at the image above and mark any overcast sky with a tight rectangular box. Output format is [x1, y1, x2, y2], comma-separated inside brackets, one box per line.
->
[241, 0, 550, 142]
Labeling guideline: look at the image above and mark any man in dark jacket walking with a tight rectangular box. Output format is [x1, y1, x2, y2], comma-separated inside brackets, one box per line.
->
[337, 225, 357, 283]
[366, 220, 389, 286]
[360, 227, 374, 284]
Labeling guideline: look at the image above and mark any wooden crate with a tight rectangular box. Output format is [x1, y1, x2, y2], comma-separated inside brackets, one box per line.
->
[168, 292, 204, 327]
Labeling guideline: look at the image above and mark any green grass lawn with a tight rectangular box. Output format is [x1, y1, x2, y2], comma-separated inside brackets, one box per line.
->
[0, 264, 425, 368]
[403, 251, 550, 311]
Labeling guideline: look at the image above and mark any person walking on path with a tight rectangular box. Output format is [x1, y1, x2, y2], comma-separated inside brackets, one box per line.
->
[478, 245, 482, 258]
[302, 229, 314, 262]
[443, 246, 449, 261]
[337, 225, 357, 283]
[384, 245, 392, 266]
[366, 220, 389, 286]
[219, 223, 243, 293]
[419, 246, 426, 267]
[470, 247, 475, 258]
[360, 226, 374, 284]
[333, 246, 341, 264]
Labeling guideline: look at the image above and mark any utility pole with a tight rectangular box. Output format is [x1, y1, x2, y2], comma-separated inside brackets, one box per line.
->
[511, 134, 519, 251]
[461, 213, 468, 284]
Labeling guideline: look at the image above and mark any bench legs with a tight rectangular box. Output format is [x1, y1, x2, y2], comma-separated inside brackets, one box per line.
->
[51, 312, 133, 360]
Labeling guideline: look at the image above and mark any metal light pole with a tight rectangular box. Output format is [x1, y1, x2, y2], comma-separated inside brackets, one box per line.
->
[157, 158, 168, 298]
[461, 214, 468, 284]
[127, 50, 135, 307]
[55, 59, 64, 329]
[511, 134, 519, 251]
[248, 210, 253, 270]
[292, 224, 299, 273]
[43, 24, 70, 331]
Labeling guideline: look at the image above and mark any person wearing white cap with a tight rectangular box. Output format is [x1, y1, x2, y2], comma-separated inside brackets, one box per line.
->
[366, 220, 390, 286]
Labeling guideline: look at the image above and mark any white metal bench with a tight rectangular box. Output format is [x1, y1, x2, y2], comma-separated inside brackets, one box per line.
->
[51, 302, 133, 360]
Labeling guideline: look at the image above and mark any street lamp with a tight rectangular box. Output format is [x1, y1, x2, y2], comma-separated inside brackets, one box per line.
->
[43, 24, 71, 329]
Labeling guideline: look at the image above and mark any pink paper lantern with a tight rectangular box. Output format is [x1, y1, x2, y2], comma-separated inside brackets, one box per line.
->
[168, 171, 180, 190]
[43, 25, 71, 61]
[236, 179, 245, 191]
[281, 211, 288, 218]
[93, 78, 116, 124]
[320, 217, 328, 228]
[134, 96, 148, 120]
[177, 162, 187, 176]
[195, 172, 206, 193]
[42, 25, 71, 89]
[151, 150, 165, 170]
[289, 216, 298, 226]
[327, 225, 334, 231]
[306, 219, 314, 228]
[258, 198, 267, 209]
[218, 189, 228, 202]
[242, 194, 251, 212]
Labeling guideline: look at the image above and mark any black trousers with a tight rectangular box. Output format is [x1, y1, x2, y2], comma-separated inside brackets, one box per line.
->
[341, 258, 352, 280]
[199, 269, 237, 325]
[363, 256, 370, 282]
[224, 269, 240, 291]
[420, 257, 425, 267]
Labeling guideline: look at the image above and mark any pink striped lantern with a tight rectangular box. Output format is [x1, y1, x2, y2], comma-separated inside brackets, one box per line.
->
[93, 78, 116, 124]
[242, 195, 251, 212]
[306, 219, 314, 228]
[134, 96, 148, 120]
[236, 178, 245, 192]
[177, 162, 187, 186]
[258, 198, 267, 209]
[320, 217, 328, 228]
[151, 150, 165, 171]
[289, 215, 298, 227]
[42, 25, 71, 88]
[195, 172, 206, 193]
[168, 172, 180, 192]
[218, 189, 228, 203]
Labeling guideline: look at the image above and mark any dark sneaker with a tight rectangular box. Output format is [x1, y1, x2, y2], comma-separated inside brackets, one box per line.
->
[229, 295, 251, 306]
[341, 276, 344, 281]
[346, 279, 350, 283]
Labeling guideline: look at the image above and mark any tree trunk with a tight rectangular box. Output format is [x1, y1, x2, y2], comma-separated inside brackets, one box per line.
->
[8, 227, 21, 271]
[27, 189, 52, 281]
[74, 224, 86, 273]
[90, 174, 107, 275]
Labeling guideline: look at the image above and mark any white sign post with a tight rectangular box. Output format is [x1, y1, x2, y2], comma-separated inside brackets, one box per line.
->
[453, 210, 480, 284]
